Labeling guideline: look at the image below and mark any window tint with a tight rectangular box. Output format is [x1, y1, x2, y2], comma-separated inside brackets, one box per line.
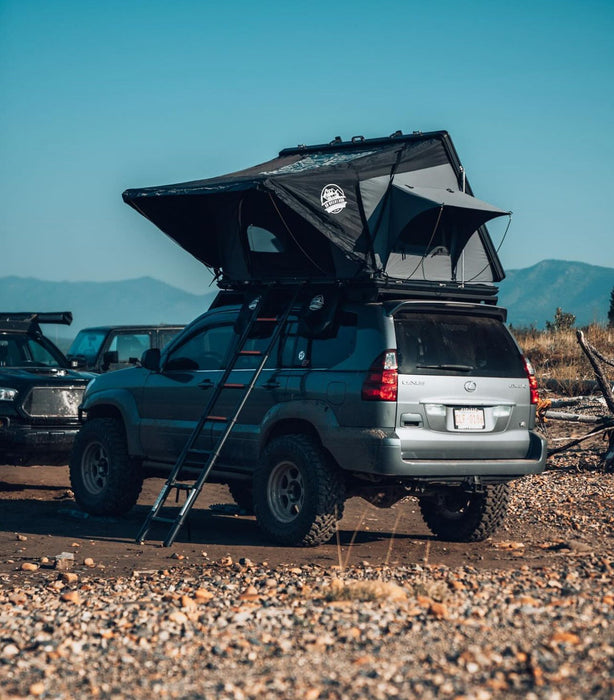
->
[68, 330, 107, 364]
[28, 338, 65, 367]
[109, 333, 150, 362]
[0, 335, 64, 368]
[235, 320, 278, 370]
[310, 314, 357, 367]
[280, 313, 358, 368]
[157, 328, 182, 350]
[394, 313, 524, 377]
[165, 324, 234, 371]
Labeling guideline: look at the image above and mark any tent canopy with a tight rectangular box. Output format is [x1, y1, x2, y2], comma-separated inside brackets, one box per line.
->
[123, 131, 508, 288]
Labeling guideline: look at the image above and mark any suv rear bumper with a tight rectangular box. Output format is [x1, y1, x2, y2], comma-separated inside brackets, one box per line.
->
[329, 428, 547, 479]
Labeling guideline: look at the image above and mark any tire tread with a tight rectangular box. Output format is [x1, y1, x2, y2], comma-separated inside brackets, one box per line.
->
[70, 417, 143, 516]
[254, 434, 345, 547]
[419, 483, 510, 542]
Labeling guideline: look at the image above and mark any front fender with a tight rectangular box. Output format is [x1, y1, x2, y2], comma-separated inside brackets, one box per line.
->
[82, 389, 144, 457]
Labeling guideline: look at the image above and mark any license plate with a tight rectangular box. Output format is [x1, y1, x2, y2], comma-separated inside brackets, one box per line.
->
[453, 407, 485, 430]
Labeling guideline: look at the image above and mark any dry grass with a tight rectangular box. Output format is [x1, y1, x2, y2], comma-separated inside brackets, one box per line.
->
[322, 579, 408, 603]
[320, 576, 451, 604]
[513, 324, 614, 394]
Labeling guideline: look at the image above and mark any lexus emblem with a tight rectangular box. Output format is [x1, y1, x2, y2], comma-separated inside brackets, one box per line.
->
[464, 380, 477, 392]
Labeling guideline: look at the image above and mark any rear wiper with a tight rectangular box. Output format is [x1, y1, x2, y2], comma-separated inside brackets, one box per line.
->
[415, 363, 474, 372]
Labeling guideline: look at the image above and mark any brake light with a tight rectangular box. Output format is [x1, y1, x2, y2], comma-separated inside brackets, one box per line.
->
[523, 357, 539, 405]
[362, 350, 398, 401]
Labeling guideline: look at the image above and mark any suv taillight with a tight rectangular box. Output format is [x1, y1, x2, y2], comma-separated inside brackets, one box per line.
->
[523, 357, 539, 405]
[362, 350, 398, 401]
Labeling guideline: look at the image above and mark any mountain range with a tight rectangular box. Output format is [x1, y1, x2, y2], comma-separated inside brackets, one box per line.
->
[498, 260, 613, 328]
[0, 260, 612, 347]
[0, 276, 217, 349]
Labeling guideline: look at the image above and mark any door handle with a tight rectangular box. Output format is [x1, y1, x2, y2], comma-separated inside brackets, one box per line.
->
[199, 379, 214, 389]
[263, 381, 281, 390]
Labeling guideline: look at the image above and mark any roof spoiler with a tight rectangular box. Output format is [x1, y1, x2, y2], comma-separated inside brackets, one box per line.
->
[0, 312, 73, 326]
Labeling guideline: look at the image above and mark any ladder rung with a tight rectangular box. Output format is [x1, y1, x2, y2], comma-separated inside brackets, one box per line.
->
[239, 350, 262, 356]
[257, 317, 278, 322]
[152, 516, 177, 524]
[186, 449, 210, 457]
[223, 383, 246, 389]
[169, 482, 194, 491]
[207, 415, 228, 422]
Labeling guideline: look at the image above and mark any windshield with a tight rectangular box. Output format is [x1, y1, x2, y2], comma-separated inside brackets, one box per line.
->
[0, 333, 67, 368]
[68, 330, 107, 365]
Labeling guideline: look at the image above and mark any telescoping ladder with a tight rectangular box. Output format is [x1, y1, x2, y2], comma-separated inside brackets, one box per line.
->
[136, 288, 299, 547]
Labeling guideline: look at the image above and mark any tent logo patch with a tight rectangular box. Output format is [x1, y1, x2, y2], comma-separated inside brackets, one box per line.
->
[320, 184, 347, 215]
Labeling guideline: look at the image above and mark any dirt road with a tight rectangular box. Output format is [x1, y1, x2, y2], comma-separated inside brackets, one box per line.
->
[2, 443, 614, 699]
[1, 452, 609, 578]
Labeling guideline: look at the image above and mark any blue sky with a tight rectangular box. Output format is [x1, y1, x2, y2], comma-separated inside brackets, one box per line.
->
[1, 0, 613, 294]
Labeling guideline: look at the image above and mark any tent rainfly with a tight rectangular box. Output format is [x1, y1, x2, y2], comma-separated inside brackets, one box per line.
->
[122, 131, 509, 291]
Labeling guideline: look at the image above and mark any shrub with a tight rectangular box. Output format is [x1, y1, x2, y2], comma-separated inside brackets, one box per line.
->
[545, 307, 576, 332]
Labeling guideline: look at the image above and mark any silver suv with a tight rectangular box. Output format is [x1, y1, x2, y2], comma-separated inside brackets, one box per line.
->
[69, 288, 546, 546]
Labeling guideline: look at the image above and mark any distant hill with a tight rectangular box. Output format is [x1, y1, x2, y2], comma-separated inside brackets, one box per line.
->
[1, 261, 612, 348]
[0, 276, 217, 349]
[498, 260, 614, 329]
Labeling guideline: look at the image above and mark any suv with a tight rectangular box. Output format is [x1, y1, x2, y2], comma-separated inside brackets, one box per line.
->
[70, 288, 546, 545]
[0, 312, 94, 465]
[67, 324, 183, 373]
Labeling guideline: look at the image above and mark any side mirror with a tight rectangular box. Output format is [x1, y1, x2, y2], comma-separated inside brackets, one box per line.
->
[141, 347, 161, 372]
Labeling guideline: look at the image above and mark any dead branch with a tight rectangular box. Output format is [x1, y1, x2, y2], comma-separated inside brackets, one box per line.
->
[589, 344, 614, 369]
[540, 332, 614, 469]
[576, 330, 614, 414]
[547, 423, 614, 455]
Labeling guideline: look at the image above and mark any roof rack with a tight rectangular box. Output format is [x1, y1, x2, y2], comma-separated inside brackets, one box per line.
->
[0, 312, 73, 335]
[278, 129, 448, 157]
[215, 278, 499, 306]
[0, 312, 73, 325]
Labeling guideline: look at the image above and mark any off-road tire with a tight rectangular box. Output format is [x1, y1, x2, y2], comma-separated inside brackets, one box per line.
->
[418, 483, 510, 542]
[253, 434, 345, 546]
[227, 481, 254, 514]
[70, 417, 143, 516]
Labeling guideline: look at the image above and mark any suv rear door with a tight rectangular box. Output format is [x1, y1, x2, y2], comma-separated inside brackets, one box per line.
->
[393, 305, 532, 460]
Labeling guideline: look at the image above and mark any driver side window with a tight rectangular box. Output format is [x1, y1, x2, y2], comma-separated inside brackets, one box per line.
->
[165, 323, 235, 371]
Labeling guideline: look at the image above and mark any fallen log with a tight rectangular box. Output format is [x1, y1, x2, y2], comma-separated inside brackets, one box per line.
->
[543, 411, 604, 424]
[547, 396, 607, 408]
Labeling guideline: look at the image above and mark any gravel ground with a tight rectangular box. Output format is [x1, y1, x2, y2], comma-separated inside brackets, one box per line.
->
[1, 426, 614, 699]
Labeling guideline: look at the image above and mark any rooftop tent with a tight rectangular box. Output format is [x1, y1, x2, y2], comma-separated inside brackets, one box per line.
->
[122, 131, 508, 289]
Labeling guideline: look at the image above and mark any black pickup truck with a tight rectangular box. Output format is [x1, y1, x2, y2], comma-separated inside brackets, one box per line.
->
[67, 325, 183, 373]
[0, 312, 94, 465]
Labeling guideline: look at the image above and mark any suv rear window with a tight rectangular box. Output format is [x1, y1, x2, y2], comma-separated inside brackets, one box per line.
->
[394, 312, 525, 377]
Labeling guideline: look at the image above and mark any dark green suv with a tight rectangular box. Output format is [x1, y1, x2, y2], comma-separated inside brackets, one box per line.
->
[69, 287, 546, 546]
